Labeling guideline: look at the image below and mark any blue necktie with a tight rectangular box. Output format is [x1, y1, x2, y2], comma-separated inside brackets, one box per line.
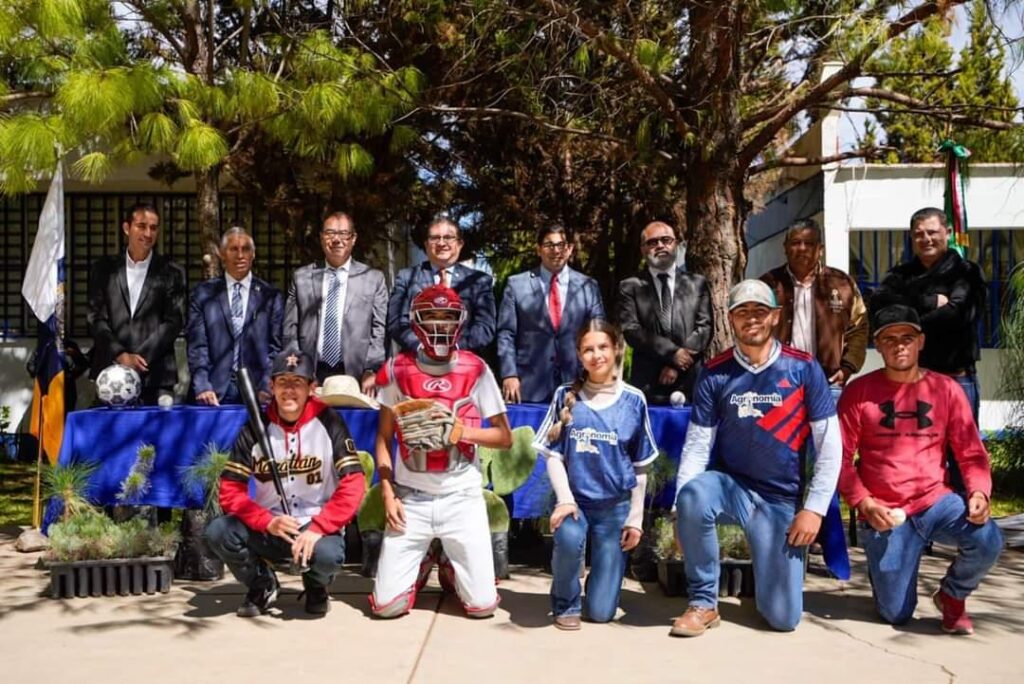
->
[322, 270, 342, 367]
[231, 282, 244, 369]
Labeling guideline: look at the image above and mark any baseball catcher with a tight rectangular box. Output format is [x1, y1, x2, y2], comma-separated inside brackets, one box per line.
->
[369, 285, 512, 619]
[204, 350, 366, 617]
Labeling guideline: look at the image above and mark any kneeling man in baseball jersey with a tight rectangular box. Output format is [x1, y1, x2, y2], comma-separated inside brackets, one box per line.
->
[205, 350, 366, 617]
[370, 285, 513, 618]
[671, 280, 841, 636]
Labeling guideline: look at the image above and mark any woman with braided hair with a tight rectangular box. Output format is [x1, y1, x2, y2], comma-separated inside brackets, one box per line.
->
[533, 319, 659, 630]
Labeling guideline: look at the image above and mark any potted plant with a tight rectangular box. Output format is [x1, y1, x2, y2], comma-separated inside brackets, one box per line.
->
[716, 523, 754, 597]
[44, 455, 181, 598]
[175, 443, 230, 581]
[653, 514, 686, 596]
[630, 451, 677, 581]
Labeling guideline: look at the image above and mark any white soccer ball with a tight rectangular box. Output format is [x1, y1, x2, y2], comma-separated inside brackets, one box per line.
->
[96, 364, 142, 407]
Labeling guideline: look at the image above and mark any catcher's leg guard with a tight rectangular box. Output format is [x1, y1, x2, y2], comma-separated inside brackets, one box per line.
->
[369, 587, 417, 619]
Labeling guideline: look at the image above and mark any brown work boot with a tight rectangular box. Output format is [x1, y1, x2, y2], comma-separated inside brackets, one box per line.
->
[669, 606, 721, 637]
[554, 614, 582, 631]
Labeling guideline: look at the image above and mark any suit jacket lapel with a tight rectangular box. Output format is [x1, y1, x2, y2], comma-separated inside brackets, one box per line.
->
[530, 267, 553, 332]
[115, 260, 131, 315]
[134, 255, 159, 318]
[217, 278, 237, 339]
[342, 260, 364, 319]
[245, 279, 266, 333]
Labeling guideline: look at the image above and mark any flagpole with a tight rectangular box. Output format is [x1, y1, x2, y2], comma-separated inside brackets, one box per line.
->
[31, 378, 45, 529]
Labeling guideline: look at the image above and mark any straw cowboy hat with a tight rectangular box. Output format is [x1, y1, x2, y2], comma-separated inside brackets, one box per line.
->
[315, 374, 380, 409]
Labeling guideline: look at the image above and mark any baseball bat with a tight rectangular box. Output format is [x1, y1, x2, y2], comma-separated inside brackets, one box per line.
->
[237, 367, 292, 517]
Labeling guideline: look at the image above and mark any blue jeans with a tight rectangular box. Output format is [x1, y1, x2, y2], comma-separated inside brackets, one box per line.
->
[550, 499, 630, 622]
[860, 493, 1002, 625]
[952, 373, 980, 425]
[205, 514, 346, 590]
[676, 471, 806, 631]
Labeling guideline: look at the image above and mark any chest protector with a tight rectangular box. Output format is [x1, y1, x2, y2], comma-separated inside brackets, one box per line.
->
[391, 353, 484, 472]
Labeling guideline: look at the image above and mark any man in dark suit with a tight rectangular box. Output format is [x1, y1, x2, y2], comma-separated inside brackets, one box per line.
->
[87, 202, 187, 405]
[187, 227, 284, 405]
[616, 221, 713, 404]
[497, 225, 605, 403]
[387, 217, 496, 353]
[284, 212, 389, 391]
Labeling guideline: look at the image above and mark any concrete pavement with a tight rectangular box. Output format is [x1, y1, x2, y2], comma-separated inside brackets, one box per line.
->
[1, 526, 1021, 684]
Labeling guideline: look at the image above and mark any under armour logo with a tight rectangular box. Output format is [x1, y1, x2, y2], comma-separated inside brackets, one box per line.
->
[878, 400, 933, 429]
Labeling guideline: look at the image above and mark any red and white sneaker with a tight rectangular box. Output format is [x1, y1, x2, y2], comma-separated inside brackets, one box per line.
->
[932, 589, 974, 635]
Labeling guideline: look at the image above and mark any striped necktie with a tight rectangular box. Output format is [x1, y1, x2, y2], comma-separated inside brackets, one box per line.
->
[231, 281, 244, 369]
[657, 273, 672, 333]
[322, 269, 342, 367]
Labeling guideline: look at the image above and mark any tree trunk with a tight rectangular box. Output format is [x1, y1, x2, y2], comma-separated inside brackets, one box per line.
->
[195, 167, 221, 279]
[684, 172, 747, 355]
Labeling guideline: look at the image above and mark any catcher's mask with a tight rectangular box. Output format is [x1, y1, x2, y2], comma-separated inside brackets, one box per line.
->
[411, 285, 467, 360]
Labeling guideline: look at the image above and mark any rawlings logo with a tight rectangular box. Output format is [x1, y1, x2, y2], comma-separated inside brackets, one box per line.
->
[423, 378, 453, 392]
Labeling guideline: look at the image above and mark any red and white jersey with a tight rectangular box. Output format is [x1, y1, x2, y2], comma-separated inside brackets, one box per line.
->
[377, 350, 506, 495]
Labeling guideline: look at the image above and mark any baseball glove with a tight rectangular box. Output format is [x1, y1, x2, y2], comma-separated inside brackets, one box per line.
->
[392, 399, 464, 451]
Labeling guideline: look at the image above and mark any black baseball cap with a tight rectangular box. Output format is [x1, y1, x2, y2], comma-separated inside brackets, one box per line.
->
[872, 304, 922, 337]
[271, 350, 315, 380]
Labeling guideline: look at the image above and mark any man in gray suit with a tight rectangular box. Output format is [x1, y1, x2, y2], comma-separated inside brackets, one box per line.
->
[387, 217, 496, 353]
[616, 221, 713, 404]
[497, 225, 605, 403]
[284, 212, 388, 392]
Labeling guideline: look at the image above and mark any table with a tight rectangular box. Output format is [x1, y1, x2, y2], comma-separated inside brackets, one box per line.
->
[44, 403, 690, 522]
[45, 402, 849, 579]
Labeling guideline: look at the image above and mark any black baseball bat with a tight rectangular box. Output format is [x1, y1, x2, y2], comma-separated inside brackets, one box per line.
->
[237, 367, 292, 517]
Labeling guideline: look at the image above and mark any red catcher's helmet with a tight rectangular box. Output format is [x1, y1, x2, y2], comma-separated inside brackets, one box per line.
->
[410, 285, 467, 360]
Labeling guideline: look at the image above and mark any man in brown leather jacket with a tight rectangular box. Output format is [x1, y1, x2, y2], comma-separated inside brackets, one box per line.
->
[759, 219, 867, 404]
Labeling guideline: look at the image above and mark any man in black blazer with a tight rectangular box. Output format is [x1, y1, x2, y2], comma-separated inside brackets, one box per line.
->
[87, 203, 187, 405]
[387, 217, 496, 353]
[616, 221, 713, 404]
[187, 227, 284, 405]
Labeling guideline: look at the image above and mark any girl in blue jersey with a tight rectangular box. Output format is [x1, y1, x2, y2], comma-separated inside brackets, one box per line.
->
[533, 319, 659, 630]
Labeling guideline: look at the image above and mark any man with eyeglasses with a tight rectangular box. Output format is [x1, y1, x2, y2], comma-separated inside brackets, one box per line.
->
[387, 217, 497, 354]
[616, 221, 713, 404]
[496, 225, 605, 403]
[284, 212, 388, 390]
[837, 304, 1001, 635]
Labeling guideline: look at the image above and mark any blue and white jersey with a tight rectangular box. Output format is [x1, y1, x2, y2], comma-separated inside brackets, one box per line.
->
[534, 382, 659, 507]
[692, 342, 835, 503]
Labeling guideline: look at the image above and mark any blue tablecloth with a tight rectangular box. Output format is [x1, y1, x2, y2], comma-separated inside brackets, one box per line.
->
[44, 402, 849, 579]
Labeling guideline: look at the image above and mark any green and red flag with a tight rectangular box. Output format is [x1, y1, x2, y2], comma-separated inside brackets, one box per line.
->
[939, 139, 971, 257]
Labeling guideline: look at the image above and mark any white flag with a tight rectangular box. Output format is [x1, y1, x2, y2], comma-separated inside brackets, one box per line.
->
[21, 161, 64, 322]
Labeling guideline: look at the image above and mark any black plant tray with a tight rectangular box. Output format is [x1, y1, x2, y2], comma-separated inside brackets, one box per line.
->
[49, 557, 174, 598]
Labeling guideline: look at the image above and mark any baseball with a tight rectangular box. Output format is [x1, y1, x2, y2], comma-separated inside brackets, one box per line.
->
[670, 391, 686, 407]
[889, 507, 907, 527]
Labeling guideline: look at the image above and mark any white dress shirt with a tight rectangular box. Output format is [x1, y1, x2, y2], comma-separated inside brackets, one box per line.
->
[317, 259, 350, 357]
[788, 267, 816, 354]
[125, 250, 153, 317]
[225, 272, 253, 323]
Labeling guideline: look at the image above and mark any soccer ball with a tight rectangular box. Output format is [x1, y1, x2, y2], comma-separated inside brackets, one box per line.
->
[96, 364, 142, 407]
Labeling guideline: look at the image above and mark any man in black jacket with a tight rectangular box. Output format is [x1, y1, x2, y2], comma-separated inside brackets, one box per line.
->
[87, 203, 187, 405]
[616, 221, 713, 404]
[871, 207, 986, 420]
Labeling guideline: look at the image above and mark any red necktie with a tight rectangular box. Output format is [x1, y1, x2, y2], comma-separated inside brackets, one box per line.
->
[549, 273, 561, 330]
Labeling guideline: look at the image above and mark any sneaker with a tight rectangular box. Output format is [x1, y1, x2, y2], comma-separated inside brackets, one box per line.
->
[237, 574, 279, 618]
[554, 614, 581, 631]
[669, 606, 721, 637]
[302, 585, 331, 616]
[932, 589, 974, 635]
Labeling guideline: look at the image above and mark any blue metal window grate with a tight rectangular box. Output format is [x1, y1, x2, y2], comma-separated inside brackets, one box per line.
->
[851, 228, 1023, 347]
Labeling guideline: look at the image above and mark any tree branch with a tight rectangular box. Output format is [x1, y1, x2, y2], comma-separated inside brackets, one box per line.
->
[535, 0, 691, 139]
[738, 0, 969, 170]
[749, 147, 893, 175]
[841, 87, 1021, 130]
[0, 91, 50, 110]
